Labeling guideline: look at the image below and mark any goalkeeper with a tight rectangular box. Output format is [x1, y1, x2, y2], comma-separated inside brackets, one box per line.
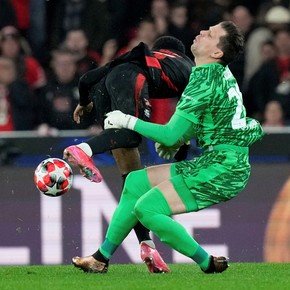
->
[64, 36, 194, 273]
[72, 21, 264, 274]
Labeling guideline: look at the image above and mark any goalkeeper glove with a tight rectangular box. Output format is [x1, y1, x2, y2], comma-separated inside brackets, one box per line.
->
[155, 142, 181, 160]
[155, 141, 191, 160]
[104, 110, 138, 130]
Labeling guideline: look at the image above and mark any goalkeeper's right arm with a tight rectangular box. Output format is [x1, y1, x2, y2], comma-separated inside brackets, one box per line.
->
[134, 113, 192, 147]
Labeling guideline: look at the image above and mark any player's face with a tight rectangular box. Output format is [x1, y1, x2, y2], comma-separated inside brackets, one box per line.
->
[191, 23, 226, 61]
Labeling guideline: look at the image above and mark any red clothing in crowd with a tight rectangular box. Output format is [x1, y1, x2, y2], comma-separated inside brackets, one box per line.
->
[11, 0, 30, 31]
[24, 56, 46, 89]
[277, 57, 290, 80]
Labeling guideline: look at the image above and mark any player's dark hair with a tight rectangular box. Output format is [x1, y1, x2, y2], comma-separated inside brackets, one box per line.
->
[218, 21, 244, 65]
[152, 36, 185, 54]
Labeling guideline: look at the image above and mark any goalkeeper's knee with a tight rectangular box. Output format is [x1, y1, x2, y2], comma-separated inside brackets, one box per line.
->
[123, 169, 152, 199]
[134, 187, 171, 228]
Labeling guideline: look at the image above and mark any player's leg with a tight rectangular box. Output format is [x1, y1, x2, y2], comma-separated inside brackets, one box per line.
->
[63, 128, 142, 182]
[72, 166, 165, 272]
[112, 154, 172, 272]
[71, 65, 168, 272]
[107, 64, 167, 268]
[111, 148, 157, 247]
[63, 142, 102, 183]
[111, 148, 141, 176]
[82, 162, 225, 273]
[66, 141, 167, 271]
[133, 163, 229, 273]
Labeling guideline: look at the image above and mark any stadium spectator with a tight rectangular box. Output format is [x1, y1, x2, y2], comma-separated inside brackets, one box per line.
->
[98, 39, 118, 67]
[63, 36, 194, 273]
[168, 2, 197, 58]
[0, 56, 34, 131]
[62, 29, 100, 75]
[262, 100, 285, 127]
[46, 0, 110, 52]
[28, 0, 47, 64]
[247, 29, 290, 120]
[260, 39, 277, 61]
[117, 18, 158, 56]
[150, 0, 170, 35]
[188, 0, 228, 30]
[105, 0, 152, 50]
[245, 40, 277, 118]
[229, 5, 257, 89]
[36, 48, 93, 135]
[244, 5, 290, 85]
[0, 26, 46, 90]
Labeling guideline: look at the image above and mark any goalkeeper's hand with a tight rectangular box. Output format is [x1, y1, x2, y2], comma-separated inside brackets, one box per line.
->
[104, 110, 138, 130]
[155, 142, 181, 160]
[155, 141, 191, 160]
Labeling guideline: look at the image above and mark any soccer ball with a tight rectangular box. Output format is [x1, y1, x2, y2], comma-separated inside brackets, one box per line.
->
[34, 158, 73, 197]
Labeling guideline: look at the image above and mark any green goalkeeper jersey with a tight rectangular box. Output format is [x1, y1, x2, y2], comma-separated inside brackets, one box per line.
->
[175, 63, 264, 148]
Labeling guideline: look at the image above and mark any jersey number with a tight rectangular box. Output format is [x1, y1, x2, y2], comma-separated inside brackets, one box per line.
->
[228, 85, 246, 129]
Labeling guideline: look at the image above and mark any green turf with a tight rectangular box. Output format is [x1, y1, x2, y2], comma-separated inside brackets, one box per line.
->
[1, 263, 290, 290]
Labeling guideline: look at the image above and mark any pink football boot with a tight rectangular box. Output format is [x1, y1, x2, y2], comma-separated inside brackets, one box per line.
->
[63, 145, 102, 183]
[140, 242, 170, 273]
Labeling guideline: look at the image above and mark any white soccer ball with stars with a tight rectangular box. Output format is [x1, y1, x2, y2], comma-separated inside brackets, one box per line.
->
[34, 158, 73, 197]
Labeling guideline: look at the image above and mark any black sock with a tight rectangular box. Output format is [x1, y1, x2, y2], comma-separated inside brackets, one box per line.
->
[86, 129, 141, 155]
[92, 250, 109, 265]
[121, 173, 152, 243]
[133, 222, 151, 243]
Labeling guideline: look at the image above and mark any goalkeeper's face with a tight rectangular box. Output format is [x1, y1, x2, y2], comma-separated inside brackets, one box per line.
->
[191, 23, 226, 62]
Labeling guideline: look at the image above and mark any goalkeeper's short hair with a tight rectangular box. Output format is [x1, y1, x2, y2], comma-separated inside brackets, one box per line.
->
[152, 36, 185, 54]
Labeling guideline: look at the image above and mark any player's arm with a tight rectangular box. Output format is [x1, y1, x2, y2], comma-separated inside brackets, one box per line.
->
[134, 114, 191, 146]
[105, 111, 192, 147]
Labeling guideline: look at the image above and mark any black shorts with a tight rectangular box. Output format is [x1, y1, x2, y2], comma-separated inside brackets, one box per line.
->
[90, 63, 151, 126]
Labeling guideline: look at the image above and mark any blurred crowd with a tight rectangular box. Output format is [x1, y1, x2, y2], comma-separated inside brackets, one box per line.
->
[1, 0, 290, 135]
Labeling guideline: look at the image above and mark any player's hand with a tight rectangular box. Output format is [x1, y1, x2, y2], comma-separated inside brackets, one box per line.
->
[73, 102, 93, 124]
[155, 141, 191, 160]
[155, 142, 180, 160]
[104, 110, 138, 130]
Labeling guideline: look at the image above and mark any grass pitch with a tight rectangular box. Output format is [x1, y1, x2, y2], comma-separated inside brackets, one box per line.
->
[1, 263, 290, 290]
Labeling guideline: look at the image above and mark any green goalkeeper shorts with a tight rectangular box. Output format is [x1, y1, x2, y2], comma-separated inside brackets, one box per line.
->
[170, 146, 251, 211]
